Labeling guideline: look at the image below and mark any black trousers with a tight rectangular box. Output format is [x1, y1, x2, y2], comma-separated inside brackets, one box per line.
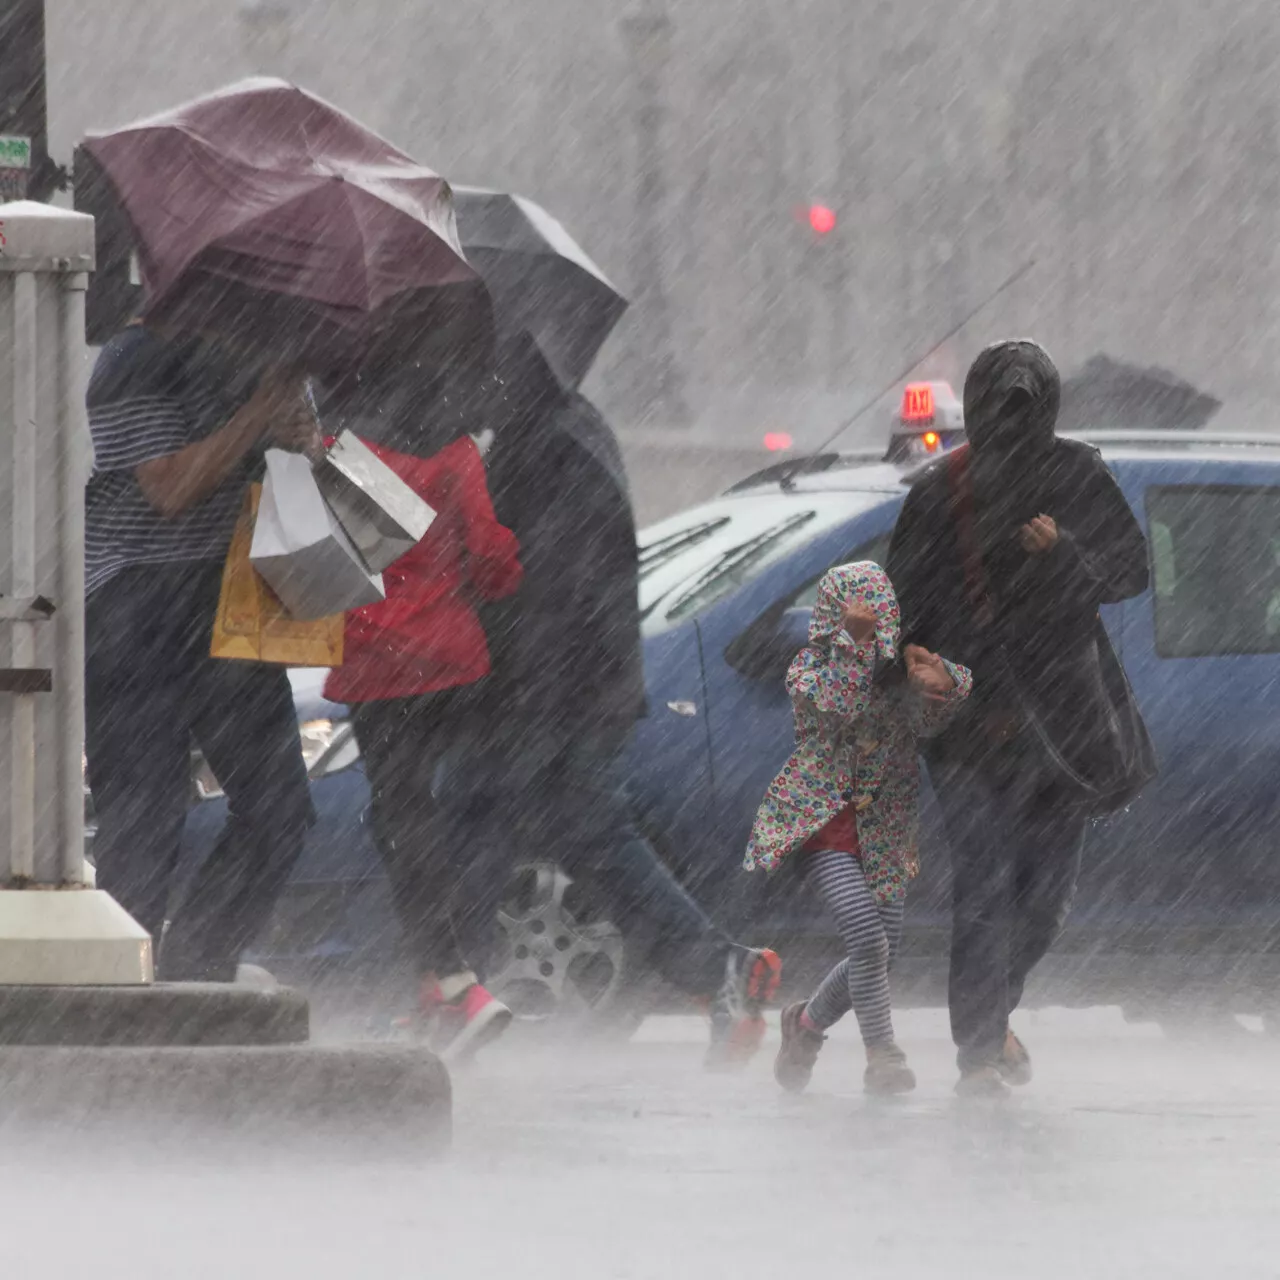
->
[501, 723, 733, 998]
[351, 691, 515, 980]
[85, 563, 313, 981]
[352, 697, 732, 995]
[929, 756, 1086, 1070]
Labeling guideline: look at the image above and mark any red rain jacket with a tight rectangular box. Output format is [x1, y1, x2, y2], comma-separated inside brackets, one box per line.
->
[323, 435, 522, 704]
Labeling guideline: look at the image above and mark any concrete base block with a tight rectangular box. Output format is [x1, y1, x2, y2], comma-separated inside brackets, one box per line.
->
[0, 1044, 452, 1154]
[0, 982, 310, 1046]
[0, 889, 153, 984]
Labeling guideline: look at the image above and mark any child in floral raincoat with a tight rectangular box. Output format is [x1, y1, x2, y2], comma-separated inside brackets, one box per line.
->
[744, 561, 972, 1094]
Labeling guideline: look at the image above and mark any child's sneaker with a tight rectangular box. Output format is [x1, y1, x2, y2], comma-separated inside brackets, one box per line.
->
[705, 946, 783, 1070]
[420, 972, 513, 1064]
[774, 1001, 826, 1093]
[864, 1042, 916, 1095]
[998, 1029, 1033, 1086]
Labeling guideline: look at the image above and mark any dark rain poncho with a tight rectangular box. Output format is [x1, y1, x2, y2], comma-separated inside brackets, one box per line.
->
[886, 340, 1150, 792]
[478, 335, 647, 742]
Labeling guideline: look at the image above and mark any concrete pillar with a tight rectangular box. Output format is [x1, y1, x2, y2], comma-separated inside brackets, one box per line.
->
[0, 199, 151, 984]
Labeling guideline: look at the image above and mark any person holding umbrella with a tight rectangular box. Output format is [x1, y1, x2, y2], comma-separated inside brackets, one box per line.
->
[85, 323, 320, 980]
[320, 333, 525, 1063]
[450, 187, 780, 1063]
[79, 80, 491, 981]
[475, 332, 782, 1066]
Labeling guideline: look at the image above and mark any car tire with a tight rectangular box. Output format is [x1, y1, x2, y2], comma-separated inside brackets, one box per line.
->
[487, 861, 650, 1039]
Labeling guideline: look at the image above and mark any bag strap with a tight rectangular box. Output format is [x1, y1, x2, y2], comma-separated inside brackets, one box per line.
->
[946, 448, 995, 629]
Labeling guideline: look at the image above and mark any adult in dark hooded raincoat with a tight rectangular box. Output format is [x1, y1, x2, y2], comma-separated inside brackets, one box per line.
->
[474, 333, 782, 1067]
[886, 339, 1150, 1095]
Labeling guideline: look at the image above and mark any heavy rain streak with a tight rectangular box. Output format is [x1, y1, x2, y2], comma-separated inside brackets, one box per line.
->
[1, 1, 1280, 1276]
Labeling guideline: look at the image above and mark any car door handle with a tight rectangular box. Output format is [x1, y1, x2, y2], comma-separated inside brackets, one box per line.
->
[666, 700, 698, 717]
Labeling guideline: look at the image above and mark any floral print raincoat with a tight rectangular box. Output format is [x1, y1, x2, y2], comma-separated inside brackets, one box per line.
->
[743, 562, 973, 905]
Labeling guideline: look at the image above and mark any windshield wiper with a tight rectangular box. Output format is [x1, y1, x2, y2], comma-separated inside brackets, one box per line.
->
[638, 517, 732, 578]
[659, 511, 817, 622]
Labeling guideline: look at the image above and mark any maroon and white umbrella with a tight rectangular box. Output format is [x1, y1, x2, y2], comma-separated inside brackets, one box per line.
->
[79, 78, 485, 367]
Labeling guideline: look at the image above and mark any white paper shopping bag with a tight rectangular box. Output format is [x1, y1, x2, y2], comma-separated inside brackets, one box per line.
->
[251, 449, 386, 620]
[313, 432, 437, 573]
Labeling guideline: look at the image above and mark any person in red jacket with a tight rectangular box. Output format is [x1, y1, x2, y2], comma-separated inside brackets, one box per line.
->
[323, 424, 523, 1062]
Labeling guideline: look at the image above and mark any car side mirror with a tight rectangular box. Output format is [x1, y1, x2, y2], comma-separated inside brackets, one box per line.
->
[724, 605, 812, 682]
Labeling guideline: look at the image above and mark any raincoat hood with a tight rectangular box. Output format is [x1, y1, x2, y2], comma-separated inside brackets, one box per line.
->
[963, 339, 1060, 456]
[809, 561, 900, 664]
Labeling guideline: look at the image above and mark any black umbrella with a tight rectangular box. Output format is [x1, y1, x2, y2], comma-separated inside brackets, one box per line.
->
[1058, 355, 1222, 432]
[453, 186, 628, 389]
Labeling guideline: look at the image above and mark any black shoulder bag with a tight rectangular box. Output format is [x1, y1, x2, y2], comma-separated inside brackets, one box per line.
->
[947, 449, 1157, 816]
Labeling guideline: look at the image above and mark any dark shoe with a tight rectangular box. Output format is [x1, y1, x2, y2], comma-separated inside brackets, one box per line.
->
[955, 1065, 1012, 1098]
[998, 1029, 1033, 1087]
[774, 1001, 826, 1093]
[706, 947, 783, 1071]
[864, 1043, 916, 1095]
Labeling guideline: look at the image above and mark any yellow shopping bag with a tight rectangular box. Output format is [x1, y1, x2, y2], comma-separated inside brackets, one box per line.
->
[211, 485, 344, 667]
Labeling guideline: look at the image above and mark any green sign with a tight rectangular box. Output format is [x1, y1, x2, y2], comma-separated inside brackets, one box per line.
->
[0, 136, 32, 170]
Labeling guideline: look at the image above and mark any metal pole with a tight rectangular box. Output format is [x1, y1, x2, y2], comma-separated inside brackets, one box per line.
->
[58, 270, 88, 885]
[9, 269, 36, 883]
[621, 2, 689, 426]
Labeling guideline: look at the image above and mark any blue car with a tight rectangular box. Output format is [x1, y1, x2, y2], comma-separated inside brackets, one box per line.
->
[168, 428, 1280, 1029]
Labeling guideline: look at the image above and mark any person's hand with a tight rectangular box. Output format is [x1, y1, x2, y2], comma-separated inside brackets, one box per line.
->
[1019, 514, 1059, 555]
[268, 411, 324, 460]
[842, 601, 878, 646]
[905, 644, 955, 700]
[258, 377, 323, 459]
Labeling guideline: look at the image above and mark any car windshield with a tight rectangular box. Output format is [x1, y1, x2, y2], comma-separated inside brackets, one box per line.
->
[638, 491, 891, 633]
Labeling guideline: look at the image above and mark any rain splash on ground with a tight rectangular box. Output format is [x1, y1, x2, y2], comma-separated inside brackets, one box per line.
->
[2, 1005, 1278, 1279]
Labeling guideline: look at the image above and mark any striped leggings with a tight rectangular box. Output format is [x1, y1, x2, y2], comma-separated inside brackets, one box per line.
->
[804, 851, 904, 1047]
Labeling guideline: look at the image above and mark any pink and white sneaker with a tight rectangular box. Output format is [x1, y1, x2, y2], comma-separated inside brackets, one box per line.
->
[420, 972, 513, 1064]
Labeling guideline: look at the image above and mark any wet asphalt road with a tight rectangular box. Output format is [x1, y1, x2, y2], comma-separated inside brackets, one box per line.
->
[3, 1007, 1279, 1279]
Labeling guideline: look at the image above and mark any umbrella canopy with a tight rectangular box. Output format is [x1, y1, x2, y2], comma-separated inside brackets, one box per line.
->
[80, 77, 482, 367]
[453, 186, 627, 388]
[1058, 355, 1222, 432]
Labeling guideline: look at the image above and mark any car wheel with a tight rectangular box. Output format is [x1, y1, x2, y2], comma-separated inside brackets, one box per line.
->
[487, 862, 648, 1037]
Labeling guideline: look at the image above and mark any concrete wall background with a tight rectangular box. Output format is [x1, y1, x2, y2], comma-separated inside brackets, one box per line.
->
[43, 0, 1280, 517]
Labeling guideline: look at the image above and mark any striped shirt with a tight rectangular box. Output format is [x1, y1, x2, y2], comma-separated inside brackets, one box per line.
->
[85, 327, 263, 596]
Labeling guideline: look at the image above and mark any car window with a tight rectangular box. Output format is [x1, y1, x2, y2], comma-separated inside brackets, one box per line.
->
[1147, 485, 1280, 656]
[785, 532, 895, 611]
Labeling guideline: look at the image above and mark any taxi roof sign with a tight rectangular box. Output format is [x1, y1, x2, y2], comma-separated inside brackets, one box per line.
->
[898, 381, 962, 430]
[901, 382, 936, 423]
[885, 380, 964, 462]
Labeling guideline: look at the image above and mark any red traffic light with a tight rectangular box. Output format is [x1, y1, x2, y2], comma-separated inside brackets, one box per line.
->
[808, 204, 837, 235]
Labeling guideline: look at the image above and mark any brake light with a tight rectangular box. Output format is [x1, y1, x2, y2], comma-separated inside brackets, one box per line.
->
[922, 430, 940, 452]
[763, 432, 793, 452]
[901, 383, 935, 423]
